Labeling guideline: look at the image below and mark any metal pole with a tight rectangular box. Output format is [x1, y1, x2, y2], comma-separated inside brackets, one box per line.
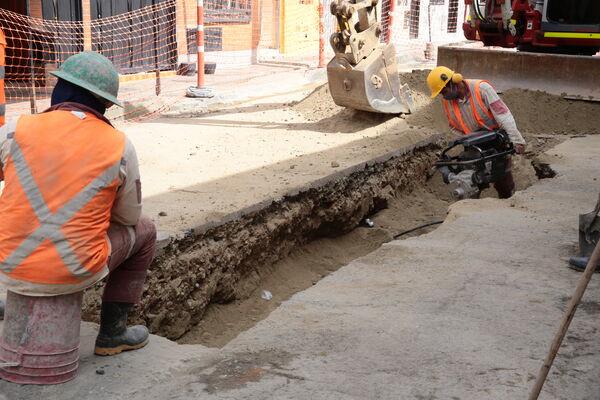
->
[280, 0, 286, 54]
[196, 0, 205, 88]
[386, 0, 395, 44]
[182, 0, 191, 64]
[26, 0, 37, 114]
[318, 0, 325, 67]
[250, 0, 261, 64]
[528, 239, 600, 400]
[186, 0, 213, 98]
[153, 3, 161, 96]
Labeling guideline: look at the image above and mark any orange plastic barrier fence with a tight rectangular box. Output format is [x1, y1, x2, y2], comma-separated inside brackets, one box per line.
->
[0, 27, 5, 126]
[0, 0, 465, 123]
[385, 0, 467, 61]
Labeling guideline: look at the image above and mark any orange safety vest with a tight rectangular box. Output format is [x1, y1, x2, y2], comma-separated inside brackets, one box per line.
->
[0, 28, 6, 126]
[0, 110, 125, 285]
[442, 79, 500, 134]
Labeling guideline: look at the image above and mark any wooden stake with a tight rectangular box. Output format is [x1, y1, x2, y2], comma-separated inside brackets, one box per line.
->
[528, 239, 600, 399]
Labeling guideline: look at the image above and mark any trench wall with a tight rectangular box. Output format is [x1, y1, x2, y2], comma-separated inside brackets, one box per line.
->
[82, 139, 442, 339]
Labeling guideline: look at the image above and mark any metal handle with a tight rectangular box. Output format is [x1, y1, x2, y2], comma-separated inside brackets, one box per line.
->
[435, 150, 515, 167]
[0, 361, 20, 368]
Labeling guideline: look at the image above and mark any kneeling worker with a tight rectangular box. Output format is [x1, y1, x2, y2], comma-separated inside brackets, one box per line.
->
[427, 66, 526, 198]
[0, 51, 156, 356]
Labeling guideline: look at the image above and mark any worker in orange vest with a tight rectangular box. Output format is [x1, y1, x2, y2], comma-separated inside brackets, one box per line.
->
[427, 66, 526, 199]
[0, 51, 156, 356]
[0, 27, 6, 126]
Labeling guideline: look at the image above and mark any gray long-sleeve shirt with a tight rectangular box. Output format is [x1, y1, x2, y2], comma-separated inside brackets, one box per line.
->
[449, 81, 526, 146]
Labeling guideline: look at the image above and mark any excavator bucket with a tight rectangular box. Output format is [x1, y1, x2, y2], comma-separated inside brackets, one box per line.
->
[327, 43, 415, 114]
[437, 46, 600, 101]
[326, 0, 414, 114]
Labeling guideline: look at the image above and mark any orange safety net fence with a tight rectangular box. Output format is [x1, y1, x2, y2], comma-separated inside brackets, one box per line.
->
[0, 0, 467, 124]
[385, 0, 468, 62]
[0, 1, 180, 123]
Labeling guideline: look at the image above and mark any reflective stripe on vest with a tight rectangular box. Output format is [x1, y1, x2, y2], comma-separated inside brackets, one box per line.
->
[0, 43, 5, 126]
[0, 111, 125, 285]
[442, 79, 500, 134]
[0, 139, 120, 278]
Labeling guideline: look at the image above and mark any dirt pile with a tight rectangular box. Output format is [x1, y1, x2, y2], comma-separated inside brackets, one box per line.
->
[291, 69, 447, 135]
[292, 84, 344, 121]
[291, 84, 400, 133]
[502, 89, 600, 135]
[400, 69, 449, 132]
[295, 68, 600, 139]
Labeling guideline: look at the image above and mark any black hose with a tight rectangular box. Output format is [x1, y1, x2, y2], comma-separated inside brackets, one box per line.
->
[392, 220, 444, 239]
[473, 0, 485, 21]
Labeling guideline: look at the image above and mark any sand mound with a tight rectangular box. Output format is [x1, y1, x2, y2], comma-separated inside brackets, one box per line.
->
[291, 69, 447, 134]
[292, 84, 344, 122]
[294, 69, 600, 138]
[291, 84, 399, 133]
[501, 89, 600, 135]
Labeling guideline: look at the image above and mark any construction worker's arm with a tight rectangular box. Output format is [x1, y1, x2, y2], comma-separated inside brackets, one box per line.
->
[0, 120, 17, 183]
[111, 138, 142, 226]
[479, 82, 526, 153]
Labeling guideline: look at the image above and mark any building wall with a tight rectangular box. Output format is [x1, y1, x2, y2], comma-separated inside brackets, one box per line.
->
[280, 0, 319, 55]
[179, 0, 277, 57]
[175, 0, 188, 58]
[259, 0, 279, 49]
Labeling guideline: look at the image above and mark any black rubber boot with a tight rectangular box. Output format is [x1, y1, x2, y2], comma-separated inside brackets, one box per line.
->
[0, 299, 4, 321]
[94, 302, 149, 356]
[568, 256, 600, 273]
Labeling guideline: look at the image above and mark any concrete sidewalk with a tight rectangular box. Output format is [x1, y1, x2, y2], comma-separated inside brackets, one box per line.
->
[2, 134, 598, 399]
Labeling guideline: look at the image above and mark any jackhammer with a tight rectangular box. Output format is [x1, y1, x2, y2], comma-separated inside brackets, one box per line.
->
[435, 130, 515, 200]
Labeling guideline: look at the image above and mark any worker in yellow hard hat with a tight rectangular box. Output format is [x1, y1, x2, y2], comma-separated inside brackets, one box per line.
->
[427, 66, 526, 198]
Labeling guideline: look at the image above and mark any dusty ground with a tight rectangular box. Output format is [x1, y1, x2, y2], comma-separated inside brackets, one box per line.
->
[179, 166, 542, 348]
[150, 70, 585, 344]
[2, 132, 598, 400]
[2, 65, 600, 398]
[126, 85, 436, 235]
[179, 172, 454, 347]
[76, 68, 599, 341]
[122, 68, 598, 236]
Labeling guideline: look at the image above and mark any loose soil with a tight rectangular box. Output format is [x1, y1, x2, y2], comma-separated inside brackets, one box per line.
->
[82, 69, 600, 347]
[178, 159, 539, 348]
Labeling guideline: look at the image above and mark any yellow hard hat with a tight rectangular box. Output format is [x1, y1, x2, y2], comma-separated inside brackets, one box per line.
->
[426, 66, 463, 98]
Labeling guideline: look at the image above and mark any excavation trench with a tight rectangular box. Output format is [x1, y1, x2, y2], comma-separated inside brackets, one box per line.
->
[80, 69, 600, 347]
[82, 138, 552, 347]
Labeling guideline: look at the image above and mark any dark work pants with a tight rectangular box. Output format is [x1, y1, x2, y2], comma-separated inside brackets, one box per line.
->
[493, 156, 515, 199]
[103, 216, 156, 304]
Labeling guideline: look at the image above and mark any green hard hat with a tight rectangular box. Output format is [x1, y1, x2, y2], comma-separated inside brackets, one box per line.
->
[50, 51, 122, 107]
